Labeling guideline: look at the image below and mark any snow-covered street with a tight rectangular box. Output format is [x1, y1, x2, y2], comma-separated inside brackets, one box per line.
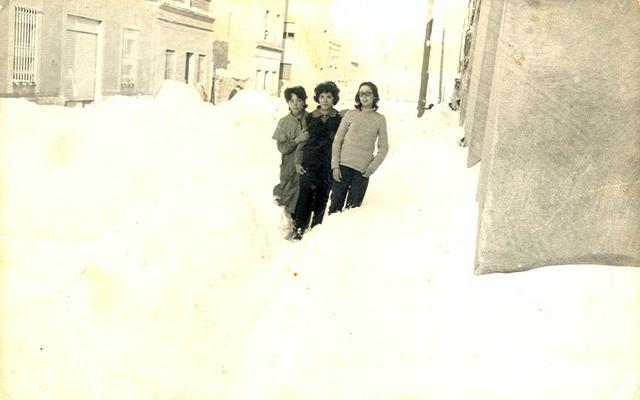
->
[1, 83, 639, 399]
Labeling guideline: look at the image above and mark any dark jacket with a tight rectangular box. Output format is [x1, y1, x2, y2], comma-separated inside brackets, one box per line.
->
[296, 107, 342, 183]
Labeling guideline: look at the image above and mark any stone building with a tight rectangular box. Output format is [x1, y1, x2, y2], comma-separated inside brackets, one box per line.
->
[460, 0, 640, 274]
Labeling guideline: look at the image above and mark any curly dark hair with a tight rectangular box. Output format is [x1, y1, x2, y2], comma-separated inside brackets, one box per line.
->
[313, 81, 340, 105]
[284, 86, 308, 109]
[354, 81, 380, 110]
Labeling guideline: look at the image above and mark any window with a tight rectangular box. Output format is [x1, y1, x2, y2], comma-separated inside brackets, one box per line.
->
[185, 52, 193, 83]
[121, 29, 138, 86]
[279, 63, 291, 80]
[271, 71, 277, 94]
[13, 6, 40, 83]
[196, 54, 206, 84]
[255, 69, 261, 89]
[165, 49, 175, 80]
[191, 0, 211, 12]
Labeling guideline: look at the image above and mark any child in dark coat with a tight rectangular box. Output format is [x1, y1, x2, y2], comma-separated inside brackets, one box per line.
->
[291, 81, 342, 239]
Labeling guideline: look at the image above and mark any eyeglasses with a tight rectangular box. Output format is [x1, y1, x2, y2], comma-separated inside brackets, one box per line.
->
[358, 91, 374, 97]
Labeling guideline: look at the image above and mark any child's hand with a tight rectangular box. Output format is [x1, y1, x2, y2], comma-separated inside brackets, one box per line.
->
[295, 130, 310, 144]
[295, 164, 306, 175]
[332, 168, 341, 182]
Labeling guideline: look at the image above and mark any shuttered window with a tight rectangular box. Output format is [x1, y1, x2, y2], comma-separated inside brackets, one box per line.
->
[13, 6, 40, 83]
[121, 29, 138, 86]
[196, 54, 206, 84]
[191, 0, 210, 12]
[169, 0, 209, 10]
[165, 49, 175, 80]
[279, 63, 291, 80]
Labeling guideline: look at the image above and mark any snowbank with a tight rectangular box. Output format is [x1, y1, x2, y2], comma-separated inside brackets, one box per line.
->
[0, 83, 638, 400]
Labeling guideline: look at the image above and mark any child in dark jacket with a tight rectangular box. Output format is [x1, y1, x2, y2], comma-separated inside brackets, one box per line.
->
[291, 81, 342, 239]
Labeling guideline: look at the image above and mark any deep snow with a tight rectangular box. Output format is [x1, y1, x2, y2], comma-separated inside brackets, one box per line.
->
[0, 82, 638, 399]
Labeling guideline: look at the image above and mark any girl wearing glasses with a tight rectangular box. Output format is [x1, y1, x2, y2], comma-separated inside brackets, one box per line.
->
[329, 81, 388, 213]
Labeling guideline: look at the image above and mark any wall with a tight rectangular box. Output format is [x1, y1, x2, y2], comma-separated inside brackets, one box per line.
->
[468, 0, 640, 274]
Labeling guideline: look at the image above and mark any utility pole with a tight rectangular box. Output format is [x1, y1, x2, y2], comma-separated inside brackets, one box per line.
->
[277, 0, 290, 96]
[417, 0, 435, 117]
[438, 28, 445, 103]
[457, 17, 466, 73]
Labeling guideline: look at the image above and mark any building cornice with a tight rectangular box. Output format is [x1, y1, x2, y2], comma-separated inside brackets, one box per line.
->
[157, 2, 215, 23]
[256, 42, 284, 53]
[158, 16, 214, 32]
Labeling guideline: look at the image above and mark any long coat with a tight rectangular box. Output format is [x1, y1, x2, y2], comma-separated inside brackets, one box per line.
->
[272, 112, 307, 214]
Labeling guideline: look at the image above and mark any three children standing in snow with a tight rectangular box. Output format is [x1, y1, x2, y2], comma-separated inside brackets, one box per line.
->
[273, 81, 389, 240]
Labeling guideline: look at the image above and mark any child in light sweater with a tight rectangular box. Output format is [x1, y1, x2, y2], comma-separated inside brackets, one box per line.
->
[329, 81, 388, 213]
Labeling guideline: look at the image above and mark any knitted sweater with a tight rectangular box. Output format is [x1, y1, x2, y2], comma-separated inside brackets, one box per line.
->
[331, 108, 388, 174]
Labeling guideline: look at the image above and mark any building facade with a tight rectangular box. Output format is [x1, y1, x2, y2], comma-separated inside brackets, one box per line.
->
[0, 0, 214, 106]
[282, 21, 362, 99]
[208, 0, 364, 102]
[210, 0, 287, 101]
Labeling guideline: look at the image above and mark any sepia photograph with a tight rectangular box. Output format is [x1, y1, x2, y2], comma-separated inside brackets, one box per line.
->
[0, 0, 639, 398]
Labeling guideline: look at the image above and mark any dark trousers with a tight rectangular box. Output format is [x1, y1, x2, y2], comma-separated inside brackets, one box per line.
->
[294, 173, 330, 231]
[328, 165, 369, 214]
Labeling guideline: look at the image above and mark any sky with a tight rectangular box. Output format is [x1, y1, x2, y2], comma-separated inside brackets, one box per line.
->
[325, 0, 470, 100]
[0, 83, 638, 399]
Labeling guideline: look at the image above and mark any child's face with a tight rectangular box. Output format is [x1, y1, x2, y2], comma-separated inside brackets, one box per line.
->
[358, 85, 375, 108]
[318, 92, 334, 111]
[288, 94, 305, 114]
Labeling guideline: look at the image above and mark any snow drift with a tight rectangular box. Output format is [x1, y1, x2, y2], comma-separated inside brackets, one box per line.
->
[0, 82, 638, 399]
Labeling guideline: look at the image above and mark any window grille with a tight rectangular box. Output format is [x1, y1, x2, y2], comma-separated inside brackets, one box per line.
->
[13, 6, 40, 83]
[165, 49, 175, 80]
[197, 54, 206, 84]
[121, 29, 138, 86]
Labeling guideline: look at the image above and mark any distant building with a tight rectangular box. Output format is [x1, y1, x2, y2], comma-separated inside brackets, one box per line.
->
[209, 0, 363, 102]
[210, 0, 286, 101]
[285, 22, 362, 96]
[0, 0, 215, 106]
[318, 37, 360, 90]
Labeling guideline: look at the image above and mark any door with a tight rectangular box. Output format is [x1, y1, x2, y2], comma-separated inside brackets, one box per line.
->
[64, 30, 97, 100]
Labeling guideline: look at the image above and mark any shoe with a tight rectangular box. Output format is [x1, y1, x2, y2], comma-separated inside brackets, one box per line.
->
[292, 227, 303, 241]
